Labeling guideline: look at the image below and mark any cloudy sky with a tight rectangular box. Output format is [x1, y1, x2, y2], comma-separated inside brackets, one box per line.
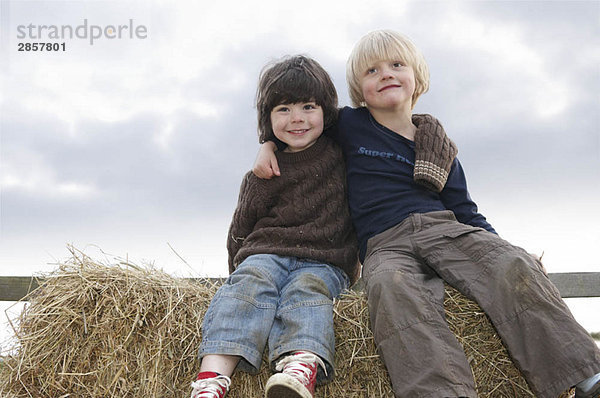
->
[0, 0, 598, 344]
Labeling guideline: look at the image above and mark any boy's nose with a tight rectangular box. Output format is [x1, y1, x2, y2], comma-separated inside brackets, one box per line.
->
[381, 68, 394, 80]
[290, 110, 304, 122]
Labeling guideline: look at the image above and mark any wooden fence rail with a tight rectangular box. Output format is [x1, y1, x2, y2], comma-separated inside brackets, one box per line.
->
[1, 273, 600, 302]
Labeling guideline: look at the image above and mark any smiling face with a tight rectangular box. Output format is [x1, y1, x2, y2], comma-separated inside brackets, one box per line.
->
[360, 59, 416, 113]
[346, 30, 429, 109]
[256, 56, 338, 145]
[270, 101, 324, 153]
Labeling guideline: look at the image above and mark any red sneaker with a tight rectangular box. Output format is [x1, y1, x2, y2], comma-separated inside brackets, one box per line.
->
[265, 351, 326, 398]
[190, 371, 231, 398]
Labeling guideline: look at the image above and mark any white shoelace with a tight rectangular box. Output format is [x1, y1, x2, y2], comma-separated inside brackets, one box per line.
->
[274, 351, 327, 384]
[190, 375, 231, 398]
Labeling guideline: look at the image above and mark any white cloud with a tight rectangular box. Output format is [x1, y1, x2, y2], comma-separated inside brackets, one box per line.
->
[1, 153, 98, 199]
[435, 4, 572, 119]
[1, 2, 598, 341]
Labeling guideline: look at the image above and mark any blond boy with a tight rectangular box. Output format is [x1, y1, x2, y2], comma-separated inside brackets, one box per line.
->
[254, 30, 600, 398]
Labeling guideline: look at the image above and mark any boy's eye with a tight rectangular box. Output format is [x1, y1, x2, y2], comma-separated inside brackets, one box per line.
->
[366, 67, 377, 74]
[275, 106, 289, 112]
[392, 61, 404, 68]
[303, 103, 318, 110]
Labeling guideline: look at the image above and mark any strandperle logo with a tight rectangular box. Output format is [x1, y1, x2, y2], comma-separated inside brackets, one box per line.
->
[16, 19, 148, 45]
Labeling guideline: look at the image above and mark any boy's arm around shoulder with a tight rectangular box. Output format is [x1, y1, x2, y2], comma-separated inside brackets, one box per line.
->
[227, 172, 267, 272]
[253, 141, 280, 179]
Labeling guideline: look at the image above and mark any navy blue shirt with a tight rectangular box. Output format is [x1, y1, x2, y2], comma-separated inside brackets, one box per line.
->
[329, 107, 496, 261]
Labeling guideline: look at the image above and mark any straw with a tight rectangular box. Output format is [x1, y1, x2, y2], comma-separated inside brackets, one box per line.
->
[0, 251, 573, 397]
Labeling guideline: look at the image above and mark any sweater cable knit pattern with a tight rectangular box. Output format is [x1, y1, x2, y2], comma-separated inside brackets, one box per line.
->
[412, 114, 458, 192]
[227, 136, 359, 282]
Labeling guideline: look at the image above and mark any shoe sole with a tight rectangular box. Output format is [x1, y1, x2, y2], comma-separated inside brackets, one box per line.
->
[265, 373, 312, 398]
[575, 381, 600, 398]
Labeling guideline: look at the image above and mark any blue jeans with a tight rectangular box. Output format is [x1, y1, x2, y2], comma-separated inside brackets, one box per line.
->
[199, 254, 349, 381]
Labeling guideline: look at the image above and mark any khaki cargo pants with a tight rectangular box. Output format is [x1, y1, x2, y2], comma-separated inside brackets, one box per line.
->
[363, 210, 600, 398]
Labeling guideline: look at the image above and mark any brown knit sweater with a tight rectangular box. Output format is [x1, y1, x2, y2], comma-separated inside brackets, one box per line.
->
[227, 135, 359, 282]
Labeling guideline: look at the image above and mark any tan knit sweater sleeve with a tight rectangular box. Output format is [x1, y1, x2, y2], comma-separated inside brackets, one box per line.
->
[226, 172, 266, 274]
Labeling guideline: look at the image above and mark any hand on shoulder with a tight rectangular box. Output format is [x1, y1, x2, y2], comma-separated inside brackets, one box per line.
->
[253, 141, 280, 179]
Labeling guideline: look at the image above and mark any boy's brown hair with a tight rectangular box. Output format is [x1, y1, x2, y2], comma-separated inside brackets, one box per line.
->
[256, 55, 338, 143]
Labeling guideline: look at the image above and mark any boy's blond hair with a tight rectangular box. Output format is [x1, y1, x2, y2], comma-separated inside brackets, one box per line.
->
[346, 30, 430, 109]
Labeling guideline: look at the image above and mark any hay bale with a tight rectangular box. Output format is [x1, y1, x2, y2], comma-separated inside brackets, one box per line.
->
[0, 252, 212, 397]
[0, 253, 573, 397]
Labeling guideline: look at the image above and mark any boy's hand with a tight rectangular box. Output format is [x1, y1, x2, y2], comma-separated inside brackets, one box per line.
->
[253, 141, 280, 179]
